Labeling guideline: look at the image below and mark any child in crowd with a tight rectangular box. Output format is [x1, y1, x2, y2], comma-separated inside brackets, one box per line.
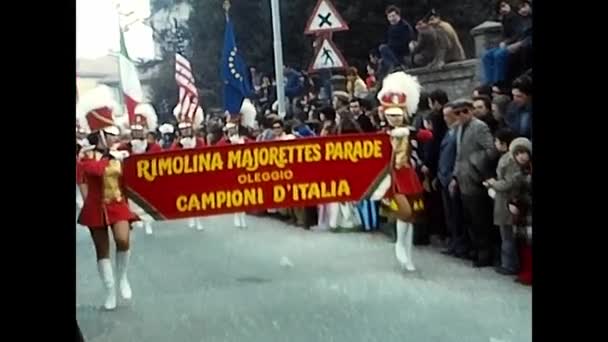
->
[508, 138, 532, 285]
[484, 128, 519, 275]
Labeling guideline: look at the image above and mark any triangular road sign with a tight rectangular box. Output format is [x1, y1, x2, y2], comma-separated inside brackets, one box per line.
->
[308, 38, 348, 72]
[304, 0, 349, 35]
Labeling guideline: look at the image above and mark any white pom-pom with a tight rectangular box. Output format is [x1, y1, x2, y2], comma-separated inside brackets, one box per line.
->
[390, 127, 410, 138]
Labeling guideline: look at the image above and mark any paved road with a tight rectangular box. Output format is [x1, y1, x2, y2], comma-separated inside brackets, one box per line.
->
[76, 215, 531, 342]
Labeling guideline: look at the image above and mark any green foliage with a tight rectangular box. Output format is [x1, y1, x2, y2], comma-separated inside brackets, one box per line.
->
[148, 0, 493, 110]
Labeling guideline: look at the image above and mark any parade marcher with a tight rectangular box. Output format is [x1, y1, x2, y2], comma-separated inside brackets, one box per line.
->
[158, 123, 177, 150]
[76, 120, 92, 230]
[118, 104, 162, 235]
[76, 85, 138, 310]
[171, 103, 206, 231]
[76, 121, 91, 212]
[216, 121, 252, 228]
[371, 71, 429, 272]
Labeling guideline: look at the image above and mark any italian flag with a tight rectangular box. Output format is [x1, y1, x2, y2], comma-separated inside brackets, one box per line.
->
[118, 28, 143, 125]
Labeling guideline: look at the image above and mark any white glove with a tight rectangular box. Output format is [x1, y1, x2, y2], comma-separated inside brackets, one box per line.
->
[109, 150, 130, 161]
[77, 138, 90, 147]
[131, 139, 148, 155]
[390, 127, 410, 138]
[488, 188, 496, 199]
[180, 137, 196, 149]
[229, 135, 245, 144]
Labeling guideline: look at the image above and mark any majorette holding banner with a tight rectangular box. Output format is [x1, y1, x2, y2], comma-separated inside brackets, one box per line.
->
[122, 133, 391, 220]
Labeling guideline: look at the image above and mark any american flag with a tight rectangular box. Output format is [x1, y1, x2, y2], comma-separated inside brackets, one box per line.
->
[174, 28, 199, 121]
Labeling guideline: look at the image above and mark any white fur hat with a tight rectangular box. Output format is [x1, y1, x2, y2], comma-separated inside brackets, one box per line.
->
[132, 103, 158, 131]
[377, 71, 421, 117]
[76, 85, 120, 133]
[158, 123, 175, 135]
[240, 98, 256, 129]
[173, 102, 204, 129]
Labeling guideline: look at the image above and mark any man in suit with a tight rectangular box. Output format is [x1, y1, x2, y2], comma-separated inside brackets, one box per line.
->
[449, 100, 498, 267]
[435, 103, 468, 257]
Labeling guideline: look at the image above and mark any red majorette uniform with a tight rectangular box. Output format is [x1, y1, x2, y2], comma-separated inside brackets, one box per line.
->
[370, 71, 427, 272]
[216, 122, 251, 228]
[158, 123, 177, 150]
[172, 102, 206, 230]
[76, 85, 138, 310]
[118, 104, 162, 235]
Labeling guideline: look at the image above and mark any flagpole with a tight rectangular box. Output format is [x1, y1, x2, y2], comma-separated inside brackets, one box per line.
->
[114, 3, 127, 119]
[269, 0, 286, 118]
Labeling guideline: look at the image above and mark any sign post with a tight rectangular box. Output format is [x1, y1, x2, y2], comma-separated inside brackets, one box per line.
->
[304, 0, 350, 101]
[270, 0, 287, 118]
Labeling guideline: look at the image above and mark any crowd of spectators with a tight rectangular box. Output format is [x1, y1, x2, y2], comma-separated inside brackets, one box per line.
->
[150, 1, 533, 286]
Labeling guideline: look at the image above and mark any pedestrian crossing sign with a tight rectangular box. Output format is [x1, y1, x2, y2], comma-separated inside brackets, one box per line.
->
[304, 0, 349, 35]
[308, 38, 348, 72]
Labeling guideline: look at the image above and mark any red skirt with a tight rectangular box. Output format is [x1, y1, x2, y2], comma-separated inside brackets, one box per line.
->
[78, 198, 139, 229]
[384, 167, 425, 222]
[391, 167, 424, 196]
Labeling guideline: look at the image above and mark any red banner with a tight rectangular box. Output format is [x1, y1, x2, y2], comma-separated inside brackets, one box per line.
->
[122, 133, 391, 220]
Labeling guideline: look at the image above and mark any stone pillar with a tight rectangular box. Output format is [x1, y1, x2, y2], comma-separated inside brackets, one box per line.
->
[470, 21, 503, 83]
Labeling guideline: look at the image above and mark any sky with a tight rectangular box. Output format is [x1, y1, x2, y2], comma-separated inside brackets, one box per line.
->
[77, 0, 155, 60]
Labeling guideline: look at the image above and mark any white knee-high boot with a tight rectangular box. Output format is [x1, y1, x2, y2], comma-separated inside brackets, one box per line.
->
[116, 251, 132, 300]
[97, 259, 116, 310]
[328, 203, 340, 229]
[189, 218, 204, 231]
[144, 220, 153, 235]
[395, 220, 407, 266]
[195, 218, 204, 231]
[395, 220, 416, 271]
[239, 212, 247, 228]
[403, 221, 416, 271]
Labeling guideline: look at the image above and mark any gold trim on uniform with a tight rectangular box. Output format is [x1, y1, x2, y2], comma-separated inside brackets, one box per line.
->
[103, 160, 124, 204]
[391, 136, 411, 170]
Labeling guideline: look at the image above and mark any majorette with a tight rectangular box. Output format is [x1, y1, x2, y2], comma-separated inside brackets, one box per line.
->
[171, 102, 206, 150]
[371, 71, 429, 272]
[120, 103, 162, 155]
[76, 85, 138, 310]
[216, 121, 252, 228]
[119, 103, 162, 235]
[171, 102, 206, 230]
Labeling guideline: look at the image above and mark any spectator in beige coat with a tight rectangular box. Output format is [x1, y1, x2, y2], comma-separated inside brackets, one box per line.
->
[428, 10, 466, 62]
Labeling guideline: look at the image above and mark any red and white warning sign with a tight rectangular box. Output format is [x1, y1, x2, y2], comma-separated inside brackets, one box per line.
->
[304, 0, 349, 35]
[308, 38, 348, 72]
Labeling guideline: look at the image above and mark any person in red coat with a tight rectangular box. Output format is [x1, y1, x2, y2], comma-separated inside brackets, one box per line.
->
[172, 102, 206, 230]
[76, 85, 138, 311]
[118, 104, 162, 235]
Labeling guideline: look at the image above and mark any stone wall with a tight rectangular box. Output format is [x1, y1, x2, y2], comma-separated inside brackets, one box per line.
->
[408, 59, 478, 101]
[400, 21, 503, 101]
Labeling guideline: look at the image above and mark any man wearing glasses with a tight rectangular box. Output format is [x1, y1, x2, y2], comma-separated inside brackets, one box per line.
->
[449, 100, 497, 268]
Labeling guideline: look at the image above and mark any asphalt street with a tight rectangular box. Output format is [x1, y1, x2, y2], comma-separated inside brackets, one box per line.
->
[76, 215, 532, 342]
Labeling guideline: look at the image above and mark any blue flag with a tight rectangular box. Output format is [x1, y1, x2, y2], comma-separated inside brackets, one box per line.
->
[221, 18, 253, 115]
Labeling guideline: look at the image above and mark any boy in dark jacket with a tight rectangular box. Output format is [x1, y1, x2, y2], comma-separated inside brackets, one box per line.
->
[380, 5, 414, 70]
